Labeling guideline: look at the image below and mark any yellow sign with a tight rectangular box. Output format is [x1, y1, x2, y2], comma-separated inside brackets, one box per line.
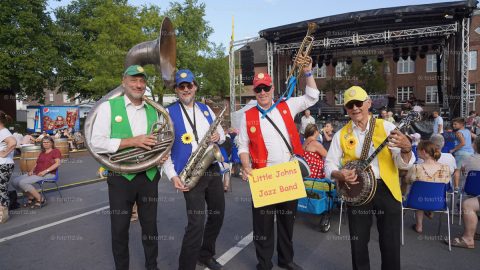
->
[248, 160, 307, 208]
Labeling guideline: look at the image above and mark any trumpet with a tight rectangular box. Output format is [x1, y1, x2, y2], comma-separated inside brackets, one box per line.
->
[285, 22, 318, 83]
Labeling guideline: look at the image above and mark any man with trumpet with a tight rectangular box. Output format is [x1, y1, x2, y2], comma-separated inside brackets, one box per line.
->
[238, 55, 319, 270]
[162, 69, 226, 270]
[91, 65, 167, 270]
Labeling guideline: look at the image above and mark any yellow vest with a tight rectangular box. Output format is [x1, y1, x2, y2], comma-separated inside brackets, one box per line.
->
[339, 118, 402, 202]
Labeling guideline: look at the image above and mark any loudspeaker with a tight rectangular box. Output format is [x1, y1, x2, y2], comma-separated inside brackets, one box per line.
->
[241, 46, 254, 85]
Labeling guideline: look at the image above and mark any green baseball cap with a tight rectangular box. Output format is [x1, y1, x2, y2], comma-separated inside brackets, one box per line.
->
[123, 65, 147, 78]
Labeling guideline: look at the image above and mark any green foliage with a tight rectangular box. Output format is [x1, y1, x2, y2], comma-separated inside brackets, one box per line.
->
[347, 59, 387, 94]
[0, 0, 60, 102]
[1, 0, 230, 102]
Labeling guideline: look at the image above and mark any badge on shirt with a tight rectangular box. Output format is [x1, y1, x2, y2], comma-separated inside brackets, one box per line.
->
[203, 111, 209, 117]
[250, 126, 256, 133]
[115, 116, 123, 123]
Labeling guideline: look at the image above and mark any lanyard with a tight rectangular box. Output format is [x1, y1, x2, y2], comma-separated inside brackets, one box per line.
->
[179, 102, 199, 144]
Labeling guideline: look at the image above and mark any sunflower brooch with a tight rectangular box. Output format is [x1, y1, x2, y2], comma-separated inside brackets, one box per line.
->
[181, 133, 194, 144]
[346, 135, 357, 150]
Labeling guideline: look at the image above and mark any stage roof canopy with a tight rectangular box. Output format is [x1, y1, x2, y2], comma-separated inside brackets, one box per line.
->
[260, 0, 478, 45]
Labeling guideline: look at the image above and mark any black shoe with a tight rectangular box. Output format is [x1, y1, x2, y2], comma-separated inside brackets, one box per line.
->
[198, 258, 223, 270]
[278, 262, 303, 270]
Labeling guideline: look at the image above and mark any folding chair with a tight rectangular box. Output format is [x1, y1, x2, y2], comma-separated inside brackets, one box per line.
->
[401, 180, 451, 251]
[459, 170, 480, 225]
[36, 170, 63, 200]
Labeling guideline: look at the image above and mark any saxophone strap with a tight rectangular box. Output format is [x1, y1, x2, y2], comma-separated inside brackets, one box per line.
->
[359, 116, 377, 160]
[179, 102, 198, 144]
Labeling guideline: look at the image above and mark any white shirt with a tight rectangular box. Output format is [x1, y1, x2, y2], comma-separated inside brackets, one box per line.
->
[162, 103, 226, 181]
[325, 118, 415, 180]
[0, 128, 14, 164]
[91, 95, 151, 154]
[433, 116, 444, 134]
[300, 115, 316, 134]
[238, 86, 319, 166]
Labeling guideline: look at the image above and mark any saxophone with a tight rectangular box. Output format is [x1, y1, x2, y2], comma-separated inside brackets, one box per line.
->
[179, 105, 227, 189]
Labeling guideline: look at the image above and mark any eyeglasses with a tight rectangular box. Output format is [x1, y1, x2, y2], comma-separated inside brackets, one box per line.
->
[177, 83, 194, 90]
[345, 100, 365, 110]
[253, 85, 272, 94]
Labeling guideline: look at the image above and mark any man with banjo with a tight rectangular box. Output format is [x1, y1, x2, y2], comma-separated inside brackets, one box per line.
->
[325, 86, 415, 270]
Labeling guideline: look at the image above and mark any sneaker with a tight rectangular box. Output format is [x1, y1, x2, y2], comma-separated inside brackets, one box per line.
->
[198, 258, 223, 270]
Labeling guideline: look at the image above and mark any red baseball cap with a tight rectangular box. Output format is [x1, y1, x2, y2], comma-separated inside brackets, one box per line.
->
[253, 73, 272, 88]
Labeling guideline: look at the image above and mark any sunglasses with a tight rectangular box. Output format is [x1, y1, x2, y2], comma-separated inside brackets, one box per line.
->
[177, 83, 194, 90]
[345, 100, 365, 109]
[253, 85, 272, 94]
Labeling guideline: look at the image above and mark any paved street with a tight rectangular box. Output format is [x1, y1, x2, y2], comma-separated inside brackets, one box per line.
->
[0, 152, 479, 270]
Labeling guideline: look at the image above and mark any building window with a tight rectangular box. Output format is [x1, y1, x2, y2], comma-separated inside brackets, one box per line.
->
[469, 84, 477, 104]
[335, 91, 344, 105]
[397, 57, 415, 74]
[425, 86, 438, 104]
[49, 93, 54, 102]
[313, 64, 326, 78]
[63, 94, 70, 103]
[469, 51, 477, 70]
[319, 90, 326, 101]
[335, 62, 348, 78]
[396, 86, 414, 104]
[426, 54, 437, 73]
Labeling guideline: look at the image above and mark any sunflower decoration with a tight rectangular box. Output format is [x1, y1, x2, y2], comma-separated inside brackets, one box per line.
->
[346, 135, 357, 150]
[181, 133, 194, 144]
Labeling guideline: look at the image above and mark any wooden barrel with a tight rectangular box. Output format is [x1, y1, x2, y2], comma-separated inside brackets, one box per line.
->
[20, 145, 41, 173]
[54, 138, 69, 159]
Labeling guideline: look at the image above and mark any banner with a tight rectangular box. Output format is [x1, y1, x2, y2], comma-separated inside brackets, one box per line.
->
[248, 160, 307, 208]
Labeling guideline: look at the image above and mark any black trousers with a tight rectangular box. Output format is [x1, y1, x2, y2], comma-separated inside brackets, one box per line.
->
[347, 179, 401, 270]
[178, 169, 225, 270]
[107, 172, 160, 270]
[252, 199, 298, 270]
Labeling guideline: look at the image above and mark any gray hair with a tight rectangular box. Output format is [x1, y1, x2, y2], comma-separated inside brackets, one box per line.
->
[430, 134, 445, 149]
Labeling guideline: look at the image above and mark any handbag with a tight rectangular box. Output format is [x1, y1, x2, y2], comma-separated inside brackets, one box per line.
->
[264, 114, 311, 177]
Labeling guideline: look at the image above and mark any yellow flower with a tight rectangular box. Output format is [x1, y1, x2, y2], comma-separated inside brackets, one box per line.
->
[181, 133, 193, 144]
[346, 135, 357, 150]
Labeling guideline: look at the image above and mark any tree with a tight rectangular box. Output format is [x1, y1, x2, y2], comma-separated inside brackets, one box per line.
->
[0, 0, 60, 102]
[347, 59, 387, 94]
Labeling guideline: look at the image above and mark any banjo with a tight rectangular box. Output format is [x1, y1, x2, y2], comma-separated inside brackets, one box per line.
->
[338, 111, 420, 206]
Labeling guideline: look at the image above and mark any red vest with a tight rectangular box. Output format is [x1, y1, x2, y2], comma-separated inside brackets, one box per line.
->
[246, 102, 304, 169]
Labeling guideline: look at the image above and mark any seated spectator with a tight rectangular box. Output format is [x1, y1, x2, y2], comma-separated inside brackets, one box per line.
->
[386, 111, 395, 123]
[302, 124, 327, 179]
[406, 140, 451, 233]
[11, 137, 61, 208]
[73, 131, 85, 150]
[428, 134, 458, 189]
[451, 137, 480, 249]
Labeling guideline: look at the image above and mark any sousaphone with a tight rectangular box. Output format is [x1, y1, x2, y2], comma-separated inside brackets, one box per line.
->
[84, 17, 176, 174]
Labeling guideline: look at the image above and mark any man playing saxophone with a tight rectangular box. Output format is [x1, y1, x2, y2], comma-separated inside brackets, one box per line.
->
[162, 69, 226, 270]
[90, 65, 168, 270]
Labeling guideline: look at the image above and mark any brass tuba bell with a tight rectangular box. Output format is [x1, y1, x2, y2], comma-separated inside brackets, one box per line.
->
[84, 17, 176, 174]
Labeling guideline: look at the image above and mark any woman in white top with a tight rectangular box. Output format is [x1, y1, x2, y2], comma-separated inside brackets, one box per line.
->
[0, 111, 16, 223]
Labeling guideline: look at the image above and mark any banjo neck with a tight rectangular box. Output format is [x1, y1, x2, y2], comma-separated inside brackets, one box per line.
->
[361, 115, 416, 170]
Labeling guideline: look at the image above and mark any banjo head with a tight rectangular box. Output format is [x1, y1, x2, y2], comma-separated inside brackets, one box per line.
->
[339, 160, 377, 206]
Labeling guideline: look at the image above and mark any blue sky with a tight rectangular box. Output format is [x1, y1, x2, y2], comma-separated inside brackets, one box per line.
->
[47, 0, 453, 47]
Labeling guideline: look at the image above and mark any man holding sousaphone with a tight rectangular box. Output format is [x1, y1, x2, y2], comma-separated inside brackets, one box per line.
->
[238, 57, 319, 270]
[90, 65, 168, 270]
[325, 86, 415, 270]
[162, 69, 226, 270]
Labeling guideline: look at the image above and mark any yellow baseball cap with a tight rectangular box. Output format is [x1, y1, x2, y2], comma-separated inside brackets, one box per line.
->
[343, 86, 369, 105]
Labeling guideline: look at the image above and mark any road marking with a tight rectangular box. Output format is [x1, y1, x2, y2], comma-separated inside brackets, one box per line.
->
[205, 231, 253, 269]
[0, 205, 110, 243]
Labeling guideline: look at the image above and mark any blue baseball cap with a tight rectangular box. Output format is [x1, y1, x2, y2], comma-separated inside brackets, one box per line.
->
[175, 69, 195, 86]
